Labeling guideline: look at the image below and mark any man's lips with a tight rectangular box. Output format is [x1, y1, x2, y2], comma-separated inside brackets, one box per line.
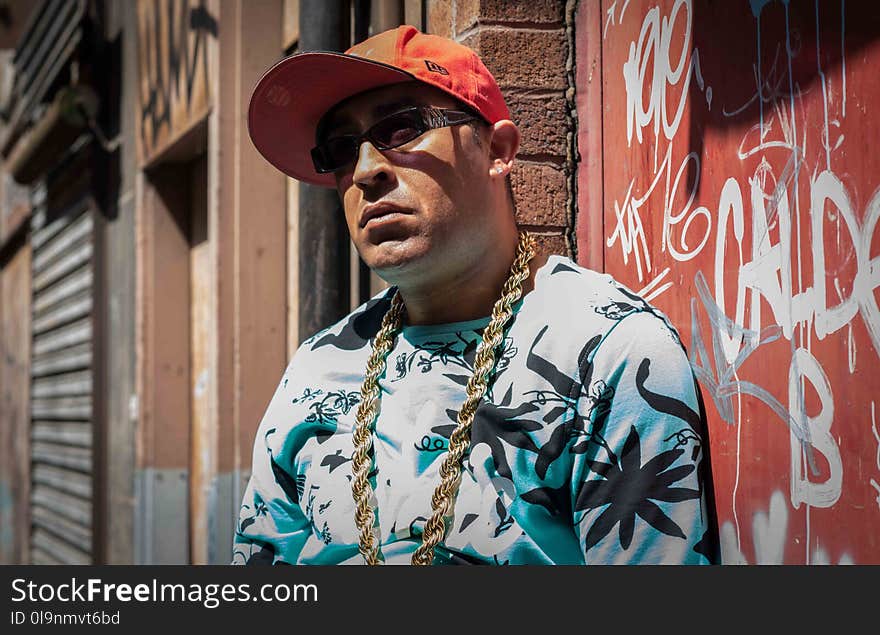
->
[359, 202, 412, 228]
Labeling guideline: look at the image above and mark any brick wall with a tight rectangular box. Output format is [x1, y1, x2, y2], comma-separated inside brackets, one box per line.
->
[426, 0, 576, 258]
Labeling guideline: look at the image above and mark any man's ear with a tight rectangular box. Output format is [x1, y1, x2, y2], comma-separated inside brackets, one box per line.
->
[487, 120, 520, 177]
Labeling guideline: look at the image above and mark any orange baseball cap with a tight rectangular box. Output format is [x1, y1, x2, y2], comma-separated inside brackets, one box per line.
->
[247, 25, 510, 187]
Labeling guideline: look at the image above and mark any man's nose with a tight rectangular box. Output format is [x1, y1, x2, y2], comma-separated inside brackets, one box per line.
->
[352, 140, 395, 188]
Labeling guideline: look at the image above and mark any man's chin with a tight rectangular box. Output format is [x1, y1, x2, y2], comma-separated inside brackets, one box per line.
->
[362, 240, 431, 282]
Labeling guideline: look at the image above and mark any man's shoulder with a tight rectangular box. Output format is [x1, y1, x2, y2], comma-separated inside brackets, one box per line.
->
[535, 254, 635, 304]
[294, 287, 395, 361]
[537, 255, 668, 322]
[535, 256, 678, 329]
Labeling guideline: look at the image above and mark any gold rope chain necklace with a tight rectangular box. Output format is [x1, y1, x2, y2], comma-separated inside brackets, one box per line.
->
[350, 231, 537, 565]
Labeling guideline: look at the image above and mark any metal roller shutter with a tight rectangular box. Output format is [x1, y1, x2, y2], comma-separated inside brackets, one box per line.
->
[29, 197, 94, 565]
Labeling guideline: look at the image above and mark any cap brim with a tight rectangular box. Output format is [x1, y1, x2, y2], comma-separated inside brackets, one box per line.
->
[248, 52, 415, 187]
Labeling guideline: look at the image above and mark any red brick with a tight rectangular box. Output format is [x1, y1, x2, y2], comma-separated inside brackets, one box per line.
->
[526, 232, 571, 258]
[511, 162, 568, 227]
[455, 0, 481, 33]
[455, 0, 565, 33]
[493, 0, 564, 25]
[505, 91, 569, 157]
[461, 28, 567, 90]
[426, 1, 453, 38]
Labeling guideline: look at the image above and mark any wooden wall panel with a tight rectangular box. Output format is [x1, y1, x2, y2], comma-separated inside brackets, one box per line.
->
[137, 167, 192, 472]
[137, 0, 213, 166]
[0, 243, 31, 564]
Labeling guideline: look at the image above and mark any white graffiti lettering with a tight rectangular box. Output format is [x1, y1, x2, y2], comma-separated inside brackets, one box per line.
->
[608, 144, 713, 282]
[788, 347, 842, 509]
[720, 490, 788, 564]
[715, 171, 880, 358]
[871, 402, 880, 511]
[623, 0, 708, 150]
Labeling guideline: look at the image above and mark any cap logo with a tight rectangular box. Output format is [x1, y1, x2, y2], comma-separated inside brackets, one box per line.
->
[424, 60, 449, 75]
[265, 85, 291, 107]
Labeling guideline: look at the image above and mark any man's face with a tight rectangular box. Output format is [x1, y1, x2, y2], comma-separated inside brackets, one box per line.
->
[318, 81, 495, 285]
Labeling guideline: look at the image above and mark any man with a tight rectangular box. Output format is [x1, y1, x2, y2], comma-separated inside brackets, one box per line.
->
[234, 25, 719, 565]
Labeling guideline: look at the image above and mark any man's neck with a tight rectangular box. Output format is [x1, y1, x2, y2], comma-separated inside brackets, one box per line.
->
[395, 242, 549, 327]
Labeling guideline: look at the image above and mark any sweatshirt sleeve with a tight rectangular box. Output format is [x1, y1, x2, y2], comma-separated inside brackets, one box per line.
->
[570, 311, 719, 564]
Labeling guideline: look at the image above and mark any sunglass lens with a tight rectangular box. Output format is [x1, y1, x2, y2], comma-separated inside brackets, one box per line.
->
[318, 137, 357, 172]
[312, 110, 433, 173]
[370, 111, 426, 149]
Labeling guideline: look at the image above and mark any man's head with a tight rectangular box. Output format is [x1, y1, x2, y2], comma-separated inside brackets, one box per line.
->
[316, 81, 519, 285]
[248, 26, 522, 288]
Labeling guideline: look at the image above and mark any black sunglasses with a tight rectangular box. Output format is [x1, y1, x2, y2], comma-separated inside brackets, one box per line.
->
[311, 106, 479, 174]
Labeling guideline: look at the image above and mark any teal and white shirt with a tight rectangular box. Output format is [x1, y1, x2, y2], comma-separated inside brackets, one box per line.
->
[232, 255, 719, 565]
